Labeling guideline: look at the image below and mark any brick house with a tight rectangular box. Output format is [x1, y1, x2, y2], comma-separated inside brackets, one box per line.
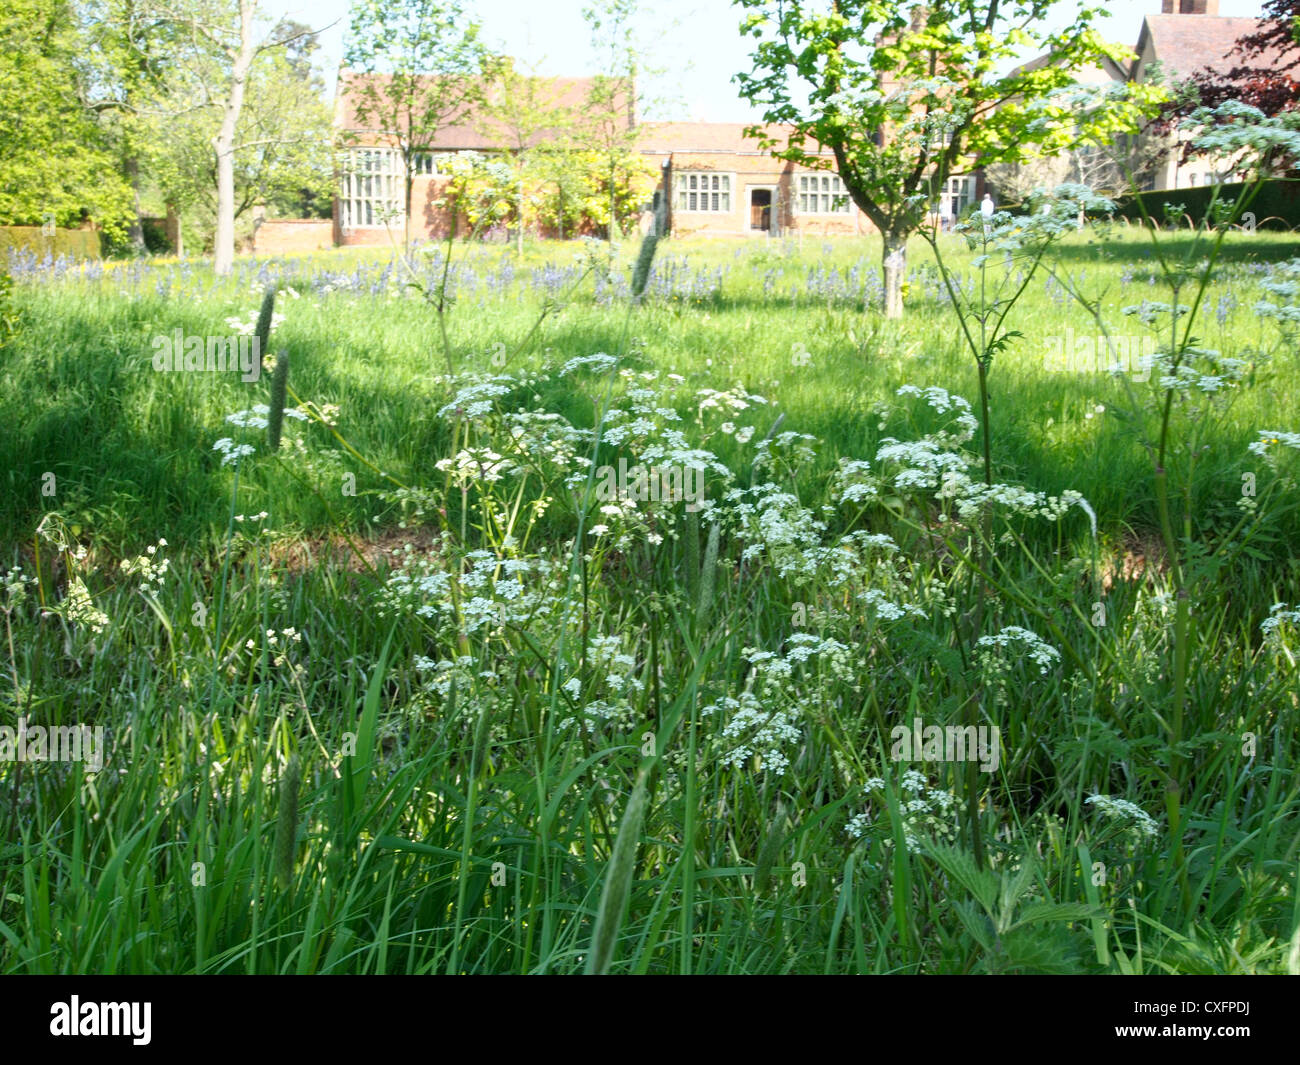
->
[1132, 0, 1281, 190]
[1003, 1, 1282, 196]
[330, 70, 609, 247]
[637, 123, 875, 238]
[328, 69, 905, 244]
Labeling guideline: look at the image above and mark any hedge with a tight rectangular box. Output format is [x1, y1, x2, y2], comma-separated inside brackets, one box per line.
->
[0, 226, 102, 260]
[1116, 178, 1300, 230]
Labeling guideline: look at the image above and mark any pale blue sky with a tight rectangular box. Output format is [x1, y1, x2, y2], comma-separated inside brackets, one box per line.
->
[266, 0, 1269, 122]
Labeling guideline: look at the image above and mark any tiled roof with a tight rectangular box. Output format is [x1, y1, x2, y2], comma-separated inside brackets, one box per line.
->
[636, 122, 833, 156]
[334, 70, 626, 147]
[1138, 15, 1276, 79]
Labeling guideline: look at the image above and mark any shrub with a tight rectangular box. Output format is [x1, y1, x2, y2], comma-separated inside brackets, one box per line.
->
[0, 225, 102, 259]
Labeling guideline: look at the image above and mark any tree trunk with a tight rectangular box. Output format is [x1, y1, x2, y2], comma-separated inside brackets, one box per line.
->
[517, 169, 524, 255]
[167, 204, 184, 257]
[126, 157, 146, 252]
[403, 132, 415, 251]
[405, 168, 414, 253]
[882, 230, 907, 319]
[212, 0, 256, 276]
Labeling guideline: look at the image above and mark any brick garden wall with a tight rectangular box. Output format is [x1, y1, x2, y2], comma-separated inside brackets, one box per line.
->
[249, 220, 335, 255]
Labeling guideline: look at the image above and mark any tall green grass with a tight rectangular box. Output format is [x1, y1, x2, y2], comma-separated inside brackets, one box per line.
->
[1, 227, 1298, 973]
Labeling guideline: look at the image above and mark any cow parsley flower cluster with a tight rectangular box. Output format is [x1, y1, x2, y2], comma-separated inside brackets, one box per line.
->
[704, 635, 853, 775]
[1247, 429, 1300, 462]
[436, 448, 514, 485]
[225, 310, 284, 336]
[893, 385, 979, 445]
[1085, 794, 1159, 841]
[555, 632, 644, 733]
[212, 438, 256, 467]
[975, 626, 1061, 676]
[1120, 300, 1191, 325]
[751, 431, 818, 476]
[383, 549, 561, 641]
[1139, 347, 1249, 396]
[61, 575, 109, 636]
[725, 483, 832, 582]
[3, 566, 34, 611]
[437, 375, 520, 420]
[696, 385, 767, 419]
[1260, 602, 1300, 655]
[225, 404, 308, 430]
[558, 352, 618, 377]
[119, 540, 170, 591]
[867, 386, 1096, 533]
[846, 770, 959, 853]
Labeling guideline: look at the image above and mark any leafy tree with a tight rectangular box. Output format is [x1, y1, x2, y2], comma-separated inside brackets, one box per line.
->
[733, 0, 1163, 318]
[439, 150, 516, 234]
[578, 0, 655, 242]
[79, 0, 175, 251]
[125, 0, 327, 273]
[343, 0, 499, 251]
[529, 148, 656, 239]
[117, 14, 331, 256]
[0, 0, 134, 239]
[530, 149, 593, 239]
[475, 58, 576, 253]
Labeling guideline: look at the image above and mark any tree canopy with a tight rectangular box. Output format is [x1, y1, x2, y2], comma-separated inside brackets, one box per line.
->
[733, 0, 1164, 316]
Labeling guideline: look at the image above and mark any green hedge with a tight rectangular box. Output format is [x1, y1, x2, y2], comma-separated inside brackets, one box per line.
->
[0, 226, 102, 260]
[1116, 178, 1300, 230]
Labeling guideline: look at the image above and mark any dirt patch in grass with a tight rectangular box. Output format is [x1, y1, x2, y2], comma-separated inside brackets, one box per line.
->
[1099, 530, 1168, 592]
[267, 527, 441, 575]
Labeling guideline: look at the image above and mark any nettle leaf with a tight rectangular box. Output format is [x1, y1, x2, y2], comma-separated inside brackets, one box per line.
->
[1010, 901, 1105, 931]
[924, 841, 999, 914]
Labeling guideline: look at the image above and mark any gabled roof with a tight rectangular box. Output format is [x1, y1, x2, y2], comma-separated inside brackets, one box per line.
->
[1009, 43, 1135, 84]
[1135, 15, 1275, 80]
[334, 70, 628, 148]
[636, 122, 834, 156]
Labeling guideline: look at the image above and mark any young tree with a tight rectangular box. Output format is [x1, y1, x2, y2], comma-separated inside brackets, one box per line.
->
[734, 0, 1163, 318]
[343, 0, 498, 252]
[987, 134, 1166, 207]
[95, 7, 330, 257]
[578, 0, 654, 242]
[476, 58, 576, 253]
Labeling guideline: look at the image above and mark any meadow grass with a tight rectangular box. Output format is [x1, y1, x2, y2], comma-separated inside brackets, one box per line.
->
[1, 222, 1298, 974]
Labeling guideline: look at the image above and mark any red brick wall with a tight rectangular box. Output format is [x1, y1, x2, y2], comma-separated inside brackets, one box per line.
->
[664, 154, 873, 238]
[336, 174, 474, 246]
[249, 220, 335, 255]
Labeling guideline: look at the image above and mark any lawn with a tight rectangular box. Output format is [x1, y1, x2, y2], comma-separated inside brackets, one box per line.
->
[1, 218, 1299, 974]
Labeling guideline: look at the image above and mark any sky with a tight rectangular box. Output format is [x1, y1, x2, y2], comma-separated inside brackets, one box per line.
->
[266, 0, 1270, 123]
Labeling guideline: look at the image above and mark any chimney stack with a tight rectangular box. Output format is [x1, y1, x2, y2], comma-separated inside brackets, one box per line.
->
[1162, 0, 1219, 13]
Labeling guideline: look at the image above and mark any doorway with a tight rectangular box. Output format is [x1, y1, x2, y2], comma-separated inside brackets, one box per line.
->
[749, 188, 773, 233]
